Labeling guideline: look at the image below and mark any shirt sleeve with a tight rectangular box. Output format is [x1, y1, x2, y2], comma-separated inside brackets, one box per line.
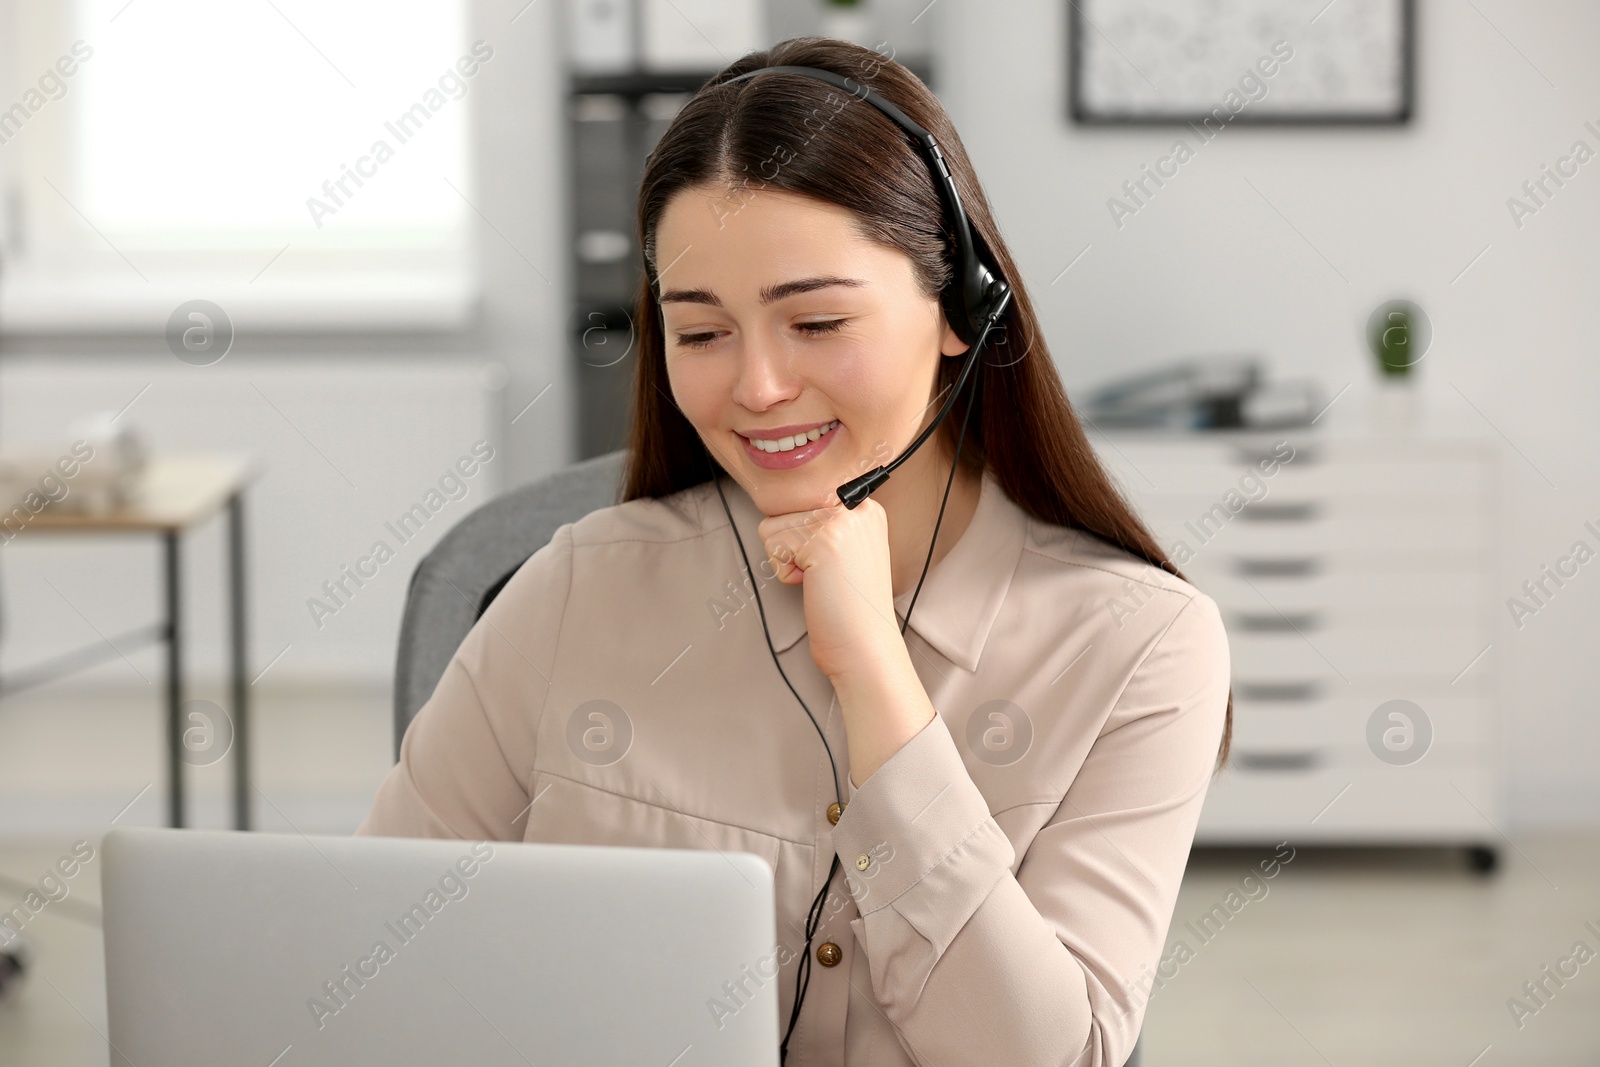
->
[354, 524, 574, 842]
[828, 592, 1230, 1067]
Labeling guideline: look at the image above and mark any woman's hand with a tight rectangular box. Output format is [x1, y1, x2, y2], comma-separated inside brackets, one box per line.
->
[757, 495, 904, 683]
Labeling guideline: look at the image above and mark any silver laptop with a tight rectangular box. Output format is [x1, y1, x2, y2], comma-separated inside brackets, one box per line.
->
[101, 827, 780, 1066]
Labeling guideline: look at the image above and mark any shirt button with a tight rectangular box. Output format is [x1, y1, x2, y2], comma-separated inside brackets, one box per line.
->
[816, 941, 842, 967]
[855, 853, 871, 871]
[827, 802, 844, 825]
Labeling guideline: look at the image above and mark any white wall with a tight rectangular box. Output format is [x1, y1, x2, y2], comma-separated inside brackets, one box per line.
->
[0, 0, 572, 690]
[931, 0, 1600, 829]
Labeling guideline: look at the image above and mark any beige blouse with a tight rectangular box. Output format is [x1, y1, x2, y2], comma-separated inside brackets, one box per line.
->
[356, 464, 1231, 1067]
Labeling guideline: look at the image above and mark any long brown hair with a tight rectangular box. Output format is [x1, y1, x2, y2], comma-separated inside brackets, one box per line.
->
[620, 36, 1232, 773]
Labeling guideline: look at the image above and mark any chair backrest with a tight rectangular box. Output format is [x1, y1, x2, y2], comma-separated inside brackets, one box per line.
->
[392, 448, 627, 760]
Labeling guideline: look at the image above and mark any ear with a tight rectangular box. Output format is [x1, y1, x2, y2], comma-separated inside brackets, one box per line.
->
[939, 316, 971, 358]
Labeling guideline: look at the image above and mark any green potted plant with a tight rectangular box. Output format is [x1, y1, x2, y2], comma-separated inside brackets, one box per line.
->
[1365, 298, 1430, 432]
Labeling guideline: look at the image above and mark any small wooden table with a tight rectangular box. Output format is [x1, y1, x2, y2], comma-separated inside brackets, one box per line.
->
[2, 453, 258, 829]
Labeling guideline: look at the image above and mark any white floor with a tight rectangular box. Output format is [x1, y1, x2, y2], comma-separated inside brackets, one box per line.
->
[2, 683, 1597, 1065]
[1147, 838, 1599, 1065]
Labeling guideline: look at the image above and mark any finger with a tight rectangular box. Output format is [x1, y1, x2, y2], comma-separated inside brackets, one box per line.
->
[766, 544, 802, 584]
[758, 506, 832, 543]
[760, 508, 832, 565]
[754, 522, 794, 584]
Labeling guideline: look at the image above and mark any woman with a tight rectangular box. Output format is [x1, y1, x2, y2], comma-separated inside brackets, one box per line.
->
[359, 36, 1233, 1067]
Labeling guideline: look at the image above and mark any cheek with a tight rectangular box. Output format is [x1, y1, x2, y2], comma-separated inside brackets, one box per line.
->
[665, 355, 730, 426]
[831, 338, 931, 422]
[825, 345, 892, 405]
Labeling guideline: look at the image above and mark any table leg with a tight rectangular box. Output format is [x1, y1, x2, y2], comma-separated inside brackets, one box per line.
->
[229, 493, 251, 831]
[163, 530, 184, 829]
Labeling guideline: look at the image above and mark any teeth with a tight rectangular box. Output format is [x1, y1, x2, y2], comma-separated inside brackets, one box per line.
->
[748, 419, 838, 453]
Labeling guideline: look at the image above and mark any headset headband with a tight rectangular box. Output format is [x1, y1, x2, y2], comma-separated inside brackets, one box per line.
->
[680, 62, 1012, 346]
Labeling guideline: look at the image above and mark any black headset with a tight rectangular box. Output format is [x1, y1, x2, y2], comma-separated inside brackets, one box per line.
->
[667, 61, 1013, 1063]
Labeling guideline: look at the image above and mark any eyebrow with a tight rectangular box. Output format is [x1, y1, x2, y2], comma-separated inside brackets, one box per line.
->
[658, 275, 868, 308]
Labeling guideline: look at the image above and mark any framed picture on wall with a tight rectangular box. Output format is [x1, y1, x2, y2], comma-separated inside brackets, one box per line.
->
[1069, 0, 1414, 125]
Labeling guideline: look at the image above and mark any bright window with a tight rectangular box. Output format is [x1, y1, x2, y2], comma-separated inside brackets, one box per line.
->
[0, 0, 480, 328]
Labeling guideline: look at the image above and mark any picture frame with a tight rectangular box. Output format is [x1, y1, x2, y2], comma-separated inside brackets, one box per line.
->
[1068, 0, 1415, 126]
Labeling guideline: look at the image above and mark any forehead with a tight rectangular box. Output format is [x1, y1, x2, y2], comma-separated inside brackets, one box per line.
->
[655, 184, 909, 298]
[658, 183, 858, 244]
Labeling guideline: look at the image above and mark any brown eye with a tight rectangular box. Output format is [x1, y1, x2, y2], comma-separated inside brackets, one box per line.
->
[674, 331, 718, 348]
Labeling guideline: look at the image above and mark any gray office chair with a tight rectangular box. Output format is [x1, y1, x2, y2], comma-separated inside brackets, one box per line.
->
[387, 449, 1144, 1067]
[392, 448, 627, 754]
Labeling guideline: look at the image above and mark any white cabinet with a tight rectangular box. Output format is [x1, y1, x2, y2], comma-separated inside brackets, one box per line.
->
[1089, 424, 1503, 856]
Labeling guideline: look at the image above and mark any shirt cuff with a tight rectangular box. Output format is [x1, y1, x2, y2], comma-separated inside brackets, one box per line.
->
[831, 713, 1015, 920]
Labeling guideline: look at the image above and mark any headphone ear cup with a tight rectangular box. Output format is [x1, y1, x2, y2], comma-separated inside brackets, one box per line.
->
[940, 285, 977, 347]
[943, 268, 1007, 347]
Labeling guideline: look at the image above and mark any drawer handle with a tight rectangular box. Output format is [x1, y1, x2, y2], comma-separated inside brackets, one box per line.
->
[1237, 680, 1321, 701]
[1235, 750, 1320, 772]
[1232, 610, 1321, 632]
[1232, 443, 1317, 467]
[1234, 556, 1321, 577]
[1238, 501, 1320, 522]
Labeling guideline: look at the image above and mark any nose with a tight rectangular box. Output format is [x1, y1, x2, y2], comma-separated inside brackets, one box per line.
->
[729, 333, 801, 413]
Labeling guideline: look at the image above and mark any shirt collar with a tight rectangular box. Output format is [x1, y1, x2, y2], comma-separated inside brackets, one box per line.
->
[704, 465, 1026, 674]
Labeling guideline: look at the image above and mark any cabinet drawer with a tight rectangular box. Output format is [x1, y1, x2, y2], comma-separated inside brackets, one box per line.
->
[1232, 692, 1490, 753]
[1194, 764, 1500, 843]
[1291, 457, 1489, 497]
[1099, 441, 1488, 498]
[1228, 621, 1491, 683]
[1133, 495, 1487, 556]
[1201, 569, 1485, 615]
[1179, 546, 1489, 584]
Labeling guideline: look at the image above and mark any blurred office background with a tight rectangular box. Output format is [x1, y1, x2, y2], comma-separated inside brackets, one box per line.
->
[0, 0, 1596, 1062]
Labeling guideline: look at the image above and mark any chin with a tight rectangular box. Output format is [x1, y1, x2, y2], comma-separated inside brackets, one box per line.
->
[746, 469, 843, 515]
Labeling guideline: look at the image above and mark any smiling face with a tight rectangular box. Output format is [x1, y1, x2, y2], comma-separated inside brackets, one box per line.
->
[655, 182, 970, 517]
